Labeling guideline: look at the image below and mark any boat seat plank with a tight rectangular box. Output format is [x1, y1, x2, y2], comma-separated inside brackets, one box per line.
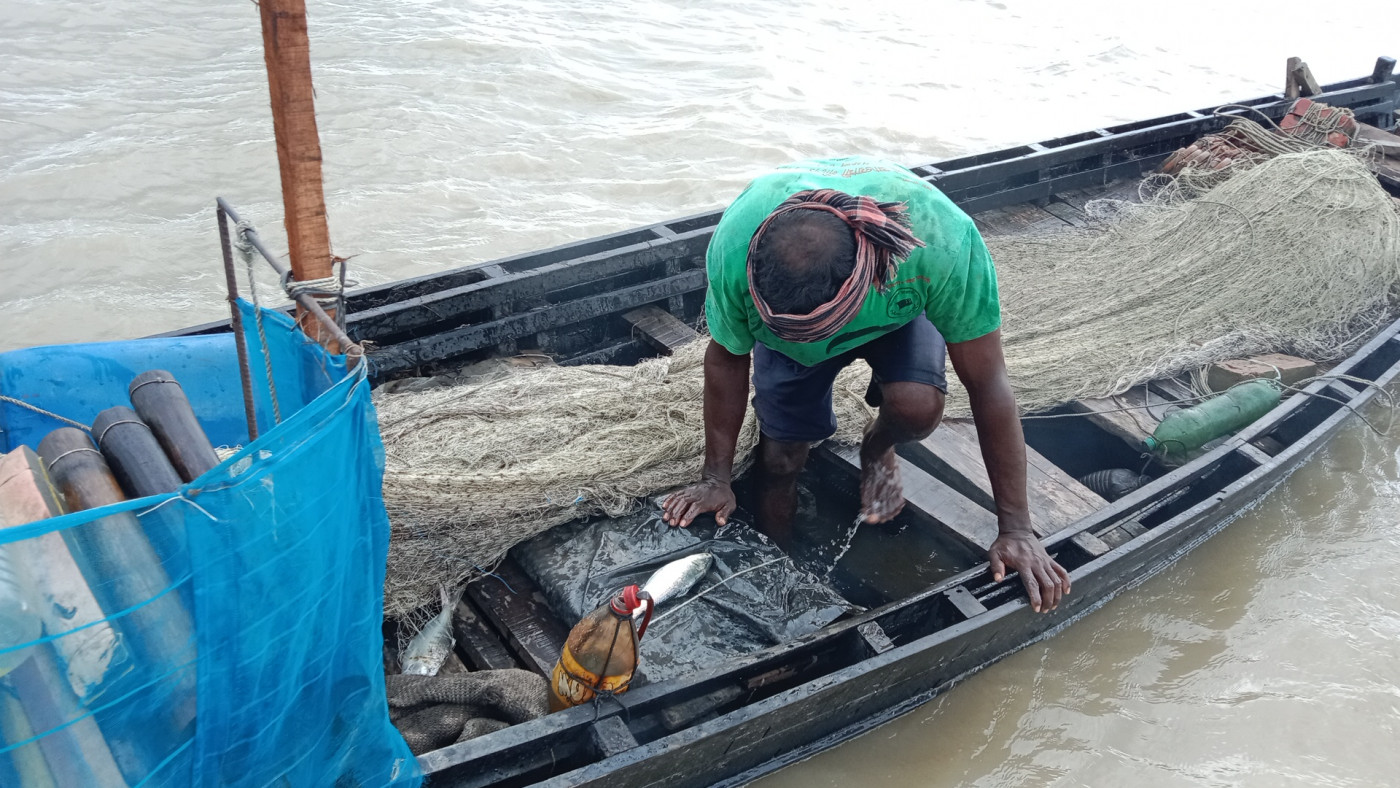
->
[1236, 442, 1273, 465]
[944, 585, 988, 619]
[624, 305, 699, 353]
[1038, 199, 1089, 227]
[1150, 376, 1199, 407]
[463, 561, 571, 677]
[1095, 518, 1148, 549]
[818, 442, 1000, 551]
[589, 716, 639, 758]
[1070, 384, 1177, 448]
[1356, 122, 1400, 188]
[900, 420, 1107, 536]
[857, 621, 896, 655]
[973, 203, 1074, 237]
[439, 649, 472, 675]
[453, 599, 522, 672]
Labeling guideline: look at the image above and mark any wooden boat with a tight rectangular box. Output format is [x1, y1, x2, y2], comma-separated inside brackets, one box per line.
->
[173, 59, 1400, 787]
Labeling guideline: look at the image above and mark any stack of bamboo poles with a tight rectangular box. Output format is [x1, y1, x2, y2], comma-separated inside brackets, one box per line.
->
[0, 371, 220, 785]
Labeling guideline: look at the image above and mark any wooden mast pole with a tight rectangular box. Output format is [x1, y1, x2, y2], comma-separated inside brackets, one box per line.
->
[258, 0, 337, 350]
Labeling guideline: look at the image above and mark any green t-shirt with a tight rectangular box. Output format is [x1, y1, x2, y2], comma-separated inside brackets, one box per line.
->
[703, 156, 1001, 366]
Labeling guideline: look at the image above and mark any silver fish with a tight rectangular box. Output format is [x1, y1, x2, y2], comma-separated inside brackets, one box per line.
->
[400, 584, 463, 676]
[636, 553, 713, 618]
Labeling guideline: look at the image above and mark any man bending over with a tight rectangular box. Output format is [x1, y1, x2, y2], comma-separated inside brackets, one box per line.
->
[661, 156, 1070, 613]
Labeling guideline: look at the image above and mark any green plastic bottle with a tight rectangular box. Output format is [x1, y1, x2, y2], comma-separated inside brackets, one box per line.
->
[1142, 379, 1281, 454]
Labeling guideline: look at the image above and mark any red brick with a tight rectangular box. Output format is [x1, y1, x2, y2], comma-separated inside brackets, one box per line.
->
[1207, 354, 1318, 392]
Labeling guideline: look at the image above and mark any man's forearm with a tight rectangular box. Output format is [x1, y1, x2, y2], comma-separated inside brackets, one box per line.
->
[701, 340, 751, 483]
[967, 380, 1033, 535]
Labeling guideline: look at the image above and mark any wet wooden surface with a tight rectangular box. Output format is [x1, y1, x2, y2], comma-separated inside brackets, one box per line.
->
[901, 420, 1106, 535]
[453, 598, 521, 672]
[464, 560, 570, 677]
[1357, 122, 1400, 189]
[818, 442, 1000, 551]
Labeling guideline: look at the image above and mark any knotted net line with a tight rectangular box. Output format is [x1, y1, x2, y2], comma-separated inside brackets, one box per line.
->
[378, 146, 1400, 618]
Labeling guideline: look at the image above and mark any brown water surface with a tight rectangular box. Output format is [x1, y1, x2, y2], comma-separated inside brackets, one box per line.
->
[3, 1, 1398, 785]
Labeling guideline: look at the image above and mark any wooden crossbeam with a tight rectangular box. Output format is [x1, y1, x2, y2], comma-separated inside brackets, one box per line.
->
[624, 306, 699, 353]
[818, 443, 999, 551]
[463, 561, 570, 677]
[452, 599, 520, 672]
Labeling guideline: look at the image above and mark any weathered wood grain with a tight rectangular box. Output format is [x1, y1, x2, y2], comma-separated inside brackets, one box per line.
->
[819, 442, 1000, 551]
[624, 305, 699, 353]
[464, 561, 570, 677]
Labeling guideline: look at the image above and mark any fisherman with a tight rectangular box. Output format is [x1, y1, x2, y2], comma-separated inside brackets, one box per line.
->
[661, 156, 1070, 613]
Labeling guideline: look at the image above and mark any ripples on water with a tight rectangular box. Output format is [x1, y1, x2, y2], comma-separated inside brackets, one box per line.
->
[5, 0, 1386, 349]
[759, 416, 1400, 787]
[3, 0, 1398, 784]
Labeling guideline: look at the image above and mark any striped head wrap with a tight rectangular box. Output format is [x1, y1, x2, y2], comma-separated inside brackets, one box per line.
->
[747, 189, 925, 343]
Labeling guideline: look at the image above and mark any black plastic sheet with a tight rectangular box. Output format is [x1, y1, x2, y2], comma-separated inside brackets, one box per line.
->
[512, 510, 857, 683]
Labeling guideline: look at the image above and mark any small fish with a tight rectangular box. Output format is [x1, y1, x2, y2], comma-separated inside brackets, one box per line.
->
[400, 584, 463, 676]
[636, 553, 713, 618]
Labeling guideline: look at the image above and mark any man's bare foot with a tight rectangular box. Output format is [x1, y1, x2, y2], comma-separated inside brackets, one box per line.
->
[859, 444, 905, 523]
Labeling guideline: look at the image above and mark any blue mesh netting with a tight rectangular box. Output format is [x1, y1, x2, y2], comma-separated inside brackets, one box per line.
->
[0, 302, 420, 787]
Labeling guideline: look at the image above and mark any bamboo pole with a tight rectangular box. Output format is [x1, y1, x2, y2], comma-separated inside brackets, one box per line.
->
[257, 0, 338, 351]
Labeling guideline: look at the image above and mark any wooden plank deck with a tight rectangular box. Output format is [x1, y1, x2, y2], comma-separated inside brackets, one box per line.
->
[818, 440, 1108, 556]
[899, 420, 1106, 535]
[818, 443, 1000, 552]
[463, 560, 571, 677]
[453, 598, 521, 672]
[625, 305, 699, 353]
[973, 203, 1074, 237]
[1357, 122, 1400, 190]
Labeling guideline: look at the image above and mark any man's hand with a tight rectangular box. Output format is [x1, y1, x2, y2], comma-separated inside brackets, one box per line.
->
[659, 340, 750, 528]
[987, 531, 1071, 613]
[661, 478, 737, 527]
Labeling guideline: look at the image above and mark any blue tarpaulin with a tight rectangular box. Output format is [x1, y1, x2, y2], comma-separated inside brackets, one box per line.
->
[0, 302, 420, 787]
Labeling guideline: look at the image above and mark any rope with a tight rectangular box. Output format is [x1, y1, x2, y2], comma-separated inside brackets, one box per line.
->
[235, 220, 282, 425]
[281, 271, 344, 320]
[129, 376, 179, 396]
[0, 395, 91, 431]
[43, 447, 102, 471]
[94, 418, 149, 448]
[1281, 374, 1396, 436]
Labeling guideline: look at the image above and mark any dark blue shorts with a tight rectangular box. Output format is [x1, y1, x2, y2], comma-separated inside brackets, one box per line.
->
[752, 315, 948, 443]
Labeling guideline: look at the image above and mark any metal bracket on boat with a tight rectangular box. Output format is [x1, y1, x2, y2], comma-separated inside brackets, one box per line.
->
[857, 621, 896, 655]
[943, 586, 989, 620]
[588, 716, 639, 758]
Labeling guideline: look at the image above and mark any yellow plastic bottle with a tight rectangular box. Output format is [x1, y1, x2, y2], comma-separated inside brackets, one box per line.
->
[549, 585, 653, 711]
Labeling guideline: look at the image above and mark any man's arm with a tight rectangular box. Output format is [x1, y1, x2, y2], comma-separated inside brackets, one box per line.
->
[946, 329, 1070, 612]
[661, 339, 751, 527]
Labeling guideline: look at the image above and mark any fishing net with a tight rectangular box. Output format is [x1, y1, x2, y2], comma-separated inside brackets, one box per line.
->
[979, 148, 1400, 416]
[376, 345, 873, 617]
[378, 145, 1400, 619]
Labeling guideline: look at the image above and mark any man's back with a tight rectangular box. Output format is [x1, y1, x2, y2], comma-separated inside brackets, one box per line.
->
[704, 155, 1001, 364]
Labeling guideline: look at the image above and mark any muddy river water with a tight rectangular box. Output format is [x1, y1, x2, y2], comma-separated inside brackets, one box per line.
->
[3, 1, 1398, 785]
